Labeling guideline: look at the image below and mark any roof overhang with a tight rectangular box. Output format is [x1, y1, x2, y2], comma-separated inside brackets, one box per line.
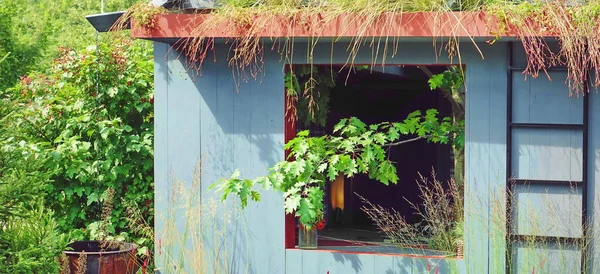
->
[86, 11, 128, 32]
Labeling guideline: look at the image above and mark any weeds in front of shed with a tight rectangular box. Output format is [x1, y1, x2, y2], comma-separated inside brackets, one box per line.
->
[358, 194, 424, 248]
[155, 164, 250, 274]
[481, 182, 600, 274]
[410, 171, 464, 254]
[124, 163, 250, 274]
[361, 173, 600, 273]
[359, 169, 464, 256]
[123, 198, 155, 272]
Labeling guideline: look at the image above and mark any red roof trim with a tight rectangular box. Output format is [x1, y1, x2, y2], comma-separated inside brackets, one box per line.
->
[131, 11, 534, 39]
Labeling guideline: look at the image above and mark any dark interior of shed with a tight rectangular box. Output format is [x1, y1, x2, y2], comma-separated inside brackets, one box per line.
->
[293, 65, 454, 245]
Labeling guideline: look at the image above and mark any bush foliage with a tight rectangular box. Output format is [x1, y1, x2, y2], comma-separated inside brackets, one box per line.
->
[0, 1, 153, 272]
[0, 98, 70, 273]
[3, 38, 154, 253]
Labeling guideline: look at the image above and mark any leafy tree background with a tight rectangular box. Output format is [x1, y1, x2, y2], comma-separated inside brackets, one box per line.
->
[0, 0, 136, 90]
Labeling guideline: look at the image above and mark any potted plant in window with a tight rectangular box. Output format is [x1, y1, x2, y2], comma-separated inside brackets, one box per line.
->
[62, 188, 139, 274]
[298, 218, 326, 249]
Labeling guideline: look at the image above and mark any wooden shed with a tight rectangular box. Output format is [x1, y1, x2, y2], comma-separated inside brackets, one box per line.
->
[126, 6, 600, 274]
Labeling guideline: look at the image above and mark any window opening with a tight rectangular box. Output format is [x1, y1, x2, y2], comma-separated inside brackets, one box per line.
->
[286, 64, 465, 256]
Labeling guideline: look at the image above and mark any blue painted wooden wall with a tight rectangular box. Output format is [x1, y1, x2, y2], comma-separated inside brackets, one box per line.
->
[152, 39, 599, 273]
[153, 42, 285, 274]
[588, 72, 600, 274]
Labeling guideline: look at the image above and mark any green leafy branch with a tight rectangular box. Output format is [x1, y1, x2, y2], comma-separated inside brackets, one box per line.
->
[425, 66, 465, 186]
[212, 109, 463, 227]
[427, 66, 465, 117]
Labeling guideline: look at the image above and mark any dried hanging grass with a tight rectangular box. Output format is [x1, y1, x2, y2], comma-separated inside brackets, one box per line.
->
[113, 0, 600, 96]
[173, 0, 473, 87]
[493, 0, 600, 95]
[358, 169, 464, 254]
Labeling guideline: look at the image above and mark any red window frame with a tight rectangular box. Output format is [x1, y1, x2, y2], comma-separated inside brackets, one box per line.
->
[282, 63, 458, 249]
[284, 90, 297, 248]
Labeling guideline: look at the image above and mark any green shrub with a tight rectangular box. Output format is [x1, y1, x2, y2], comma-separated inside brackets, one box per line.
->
[0, 204, 69, 274]
[6, 38, 154, 251]
[0, 114, 69, 273]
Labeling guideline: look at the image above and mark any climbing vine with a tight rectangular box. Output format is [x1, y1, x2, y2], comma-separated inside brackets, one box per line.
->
[212, 109, 463, 227]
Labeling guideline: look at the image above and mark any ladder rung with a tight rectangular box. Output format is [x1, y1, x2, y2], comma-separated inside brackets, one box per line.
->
[510, 234, 582, 245]
[510, 123, 584, 130]
[509, 179, 583, 187]
[509, 66, 568, 72]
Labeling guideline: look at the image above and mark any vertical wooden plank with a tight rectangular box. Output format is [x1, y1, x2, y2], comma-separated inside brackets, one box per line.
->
[167, 54, 201, 181]
[245, 50, 286, 273]
[464, 42, 507, 274]
[230, 48, 255, 274]
[153, 42, 169, 274]
[198, 47, 238, 273]
[195, 45, 286, 274]
[217, 49, 288, 273]
[464, 54, 492, 273]
[587, 90, 600, 273]
[162, 45, 202, 273]
[485, 42, 509, 274]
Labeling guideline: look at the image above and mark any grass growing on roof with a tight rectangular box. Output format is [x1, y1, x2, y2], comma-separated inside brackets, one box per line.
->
[120, 0, 600, 96]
